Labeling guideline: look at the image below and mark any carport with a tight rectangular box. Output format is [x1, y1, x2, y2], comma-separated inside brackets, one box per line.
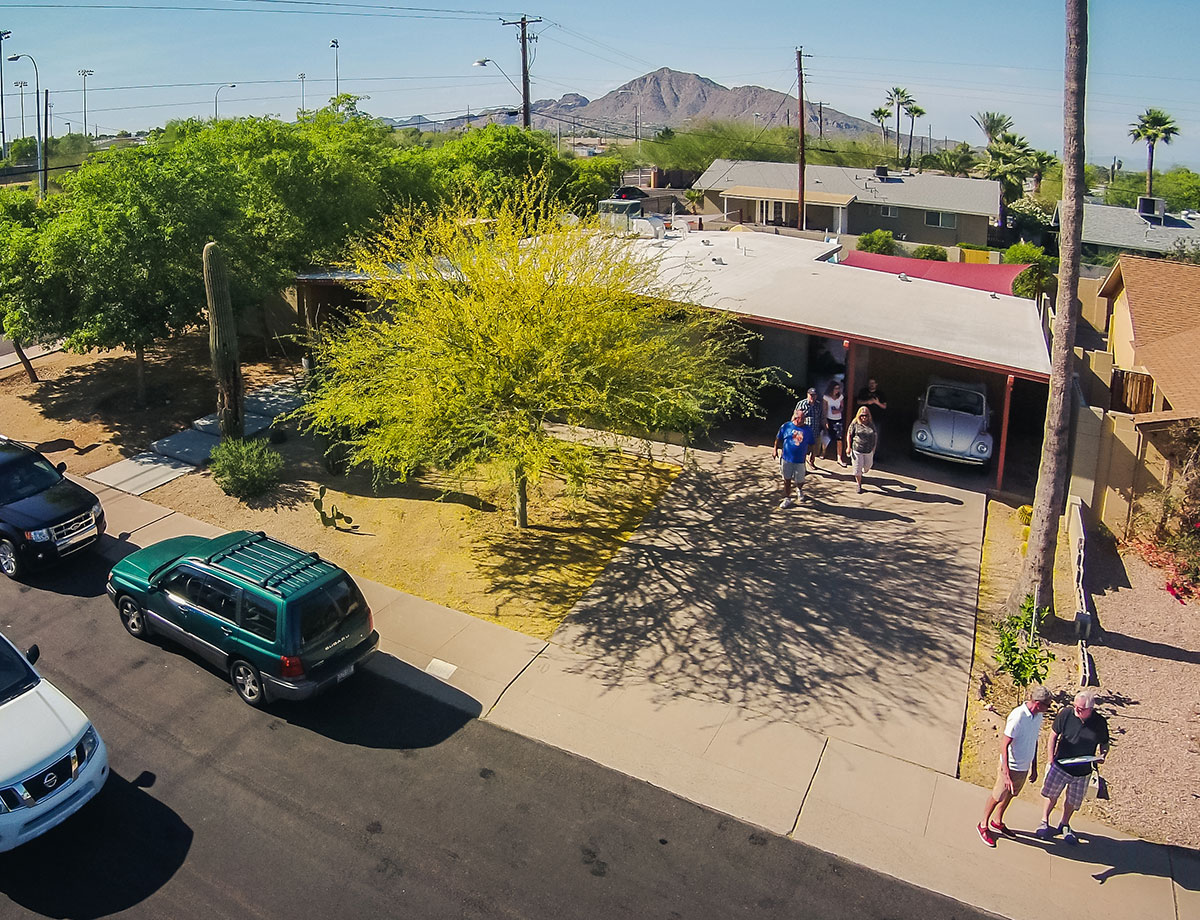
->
[646, 232, 1052, 490]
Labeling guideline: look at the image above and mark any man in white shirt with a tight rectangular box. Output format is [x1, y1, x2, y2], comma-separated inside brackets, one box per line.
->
[977, 685, 1052, 847]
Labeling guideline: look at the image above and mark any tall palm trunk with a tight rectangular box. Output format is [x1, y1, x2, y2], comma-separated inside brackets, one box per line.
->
[906, 116, 916, 164]
[1146, 142, 1155, 196]
[1014, 0, 1088, 612]
[895, 109, 903, 162]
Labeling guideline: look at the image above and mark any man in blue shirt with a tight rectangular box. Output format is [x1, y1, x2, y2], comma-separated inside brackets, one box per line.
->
[774, 407, 811, 509]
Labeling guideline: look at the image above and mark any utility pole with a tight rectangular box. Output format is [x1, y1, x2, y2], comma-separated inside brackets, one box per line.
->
[78, 69, 93, 137]
[41, 88, 48, 194]
[15, 80, 26, 138]
[796, 46, 811, 231]
[502, 14, 541, 128]
[813, 100, 828, 140]
[0, 30, 10, 159]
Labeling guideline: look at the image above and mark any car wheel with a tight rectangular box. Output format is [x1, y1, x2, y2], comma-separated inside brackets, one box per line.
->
[118, 596, 150, 639]
[0, 539, 23, 580]
[229, 659, 266, 707]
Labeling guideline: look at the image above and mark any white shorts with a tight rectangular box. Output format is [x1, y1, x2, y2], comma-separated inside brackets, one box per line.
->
[780, 460, 807, 484]
[851, 450, 874, 476]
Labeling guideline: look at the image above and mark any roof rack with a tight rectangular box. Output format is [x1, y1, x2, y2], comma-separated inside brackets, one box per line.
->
[204, 531, 331, 597]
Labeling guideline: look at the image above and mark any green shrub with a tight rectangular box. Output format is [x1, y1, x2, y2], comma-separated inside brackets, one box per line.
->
[856, 229, 897, 255]
[1004, 242, 1059, 299]
[994, 595, 1054, 701]
[210, 438, 284, 500]
[912, 244, 948, 261]
[1016, 504, 1033, 525]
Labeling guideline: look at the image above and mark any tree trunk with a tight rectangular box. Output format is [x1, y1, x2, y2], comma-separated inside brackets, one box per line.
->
[907, 119, 916, 165]
[1012, 0, 1088, 614]
[1146, 142, 1155, 197]
[12, 339, 38, 383]
[204, 242, 244, 439]
[134, 343, 147, 408]
[513, 465, 528, 529]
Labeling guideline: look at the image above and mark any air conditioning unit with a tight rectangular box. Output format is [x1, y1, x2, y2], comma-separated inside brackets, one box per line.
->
[874, 165, 889, 179]
[1137, 196, 1166, 221]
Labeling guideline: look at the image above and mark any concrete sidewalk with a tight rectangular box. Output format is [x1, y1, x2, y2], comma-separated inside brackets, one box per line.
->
[82, 474, 1199, 920]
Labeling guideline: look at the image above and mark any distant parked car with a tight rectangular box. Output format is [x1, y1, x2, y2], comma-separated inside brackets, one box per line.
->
[106, 531, 378, 707]
[611, 185, 648, 199]
[0, 437, 106, 579]
[911, 379, 993, 466]
[0, 633, 109, 852]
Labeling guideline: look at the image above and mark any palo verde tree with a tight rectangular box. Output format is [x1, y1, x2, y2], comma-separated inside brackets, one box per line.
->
[296, 179, 772, 527]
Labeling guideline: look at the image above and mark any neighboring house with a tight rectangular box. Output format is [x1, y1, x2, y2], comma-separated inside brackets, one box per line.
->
[691, 159, 1001, 247]
[1097, 254, 1200, 414]
[1054, 199, 1200, 260]
[1068, 254, 1200, 536]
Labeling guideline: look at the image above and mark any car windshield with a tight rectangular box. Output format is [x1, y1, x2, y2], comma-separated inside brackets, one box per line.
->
[296, 576, 368, 649]
[927, 386, 984, 415]
[0, 640, 39, 707]
[0, 455, 62, 504]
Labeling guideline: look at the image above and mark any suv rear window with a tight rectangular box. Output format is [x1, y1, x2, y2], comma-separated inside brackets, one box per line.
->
[296, 576, 367, 648]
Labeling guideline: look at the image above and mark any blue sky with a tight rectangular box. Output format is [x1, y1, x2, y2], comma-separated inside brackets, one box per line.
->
[2, 0, 1199, 170]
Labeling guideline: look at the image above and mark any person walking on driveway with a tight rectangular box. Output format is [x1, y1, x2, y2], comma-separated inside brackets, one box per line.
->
[822, 381, 847, 466]
[774, 407, 812, 509]
[845, 406, 878, 494]
[1036, 689, 1110, 845]
[977, 685, 1051, 847]
[795, 387, 822, 470]
[856, 377, 888, 455]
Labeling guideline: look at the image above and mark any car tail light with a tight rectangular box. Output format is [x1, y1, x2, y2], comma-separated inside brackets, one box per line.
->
[280, 655, 304, 678]
[368, 609, 374, 633]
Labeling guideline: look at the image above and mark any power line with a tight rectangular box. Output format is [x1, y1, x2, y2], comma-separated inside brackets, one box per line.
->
[4, 2, 499, 19]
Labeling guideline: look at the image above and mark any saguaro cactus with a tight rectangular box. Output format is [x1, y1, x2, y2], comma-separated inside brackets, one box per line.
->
[203, 241, 244, 439]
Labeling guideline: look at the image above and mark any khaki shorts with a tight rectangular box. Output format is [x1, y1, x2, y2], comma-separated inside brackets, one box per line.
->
[992, 764, 1029, 800]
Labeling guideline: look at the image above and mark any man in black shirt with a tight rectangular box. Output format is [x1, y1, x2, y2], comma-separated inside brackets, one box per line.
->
[1035, 689, 1110, 844]
[856, 378, 887, 454]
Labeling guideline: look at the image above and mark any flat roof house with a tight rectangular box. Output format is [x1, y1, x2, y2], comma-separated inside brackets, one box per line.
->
[692, 159, 1001, 247]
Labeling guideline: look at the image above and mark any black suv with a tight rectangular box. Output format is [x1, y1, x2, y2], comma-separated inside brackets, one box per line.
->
[0, 438, 106, 579]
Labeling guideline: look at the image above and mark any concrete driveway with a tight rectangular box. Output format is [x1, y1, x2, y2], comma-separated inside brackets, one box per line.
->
[552, 445, 986, 775]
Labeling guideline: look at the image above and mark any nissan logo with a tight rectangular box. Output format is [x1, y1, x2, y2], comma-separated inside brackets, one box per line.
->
[43, 772, 58, 789]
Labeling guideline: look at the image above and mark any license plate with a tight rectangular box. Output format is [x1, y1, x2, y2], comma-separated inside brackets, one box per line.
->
[336, 665, 354, 683]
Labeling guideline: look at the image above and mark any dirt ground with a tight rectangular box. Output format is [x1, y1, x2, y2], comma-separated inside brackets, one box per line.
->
[146, 435, 677, 640]
[960, 499, 1199, 847]
[0, 334, 297, 475]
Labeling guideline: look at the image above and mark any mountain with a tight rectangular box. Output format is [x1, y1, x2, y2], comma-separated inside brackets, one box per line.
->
[394, 67, 883, 142]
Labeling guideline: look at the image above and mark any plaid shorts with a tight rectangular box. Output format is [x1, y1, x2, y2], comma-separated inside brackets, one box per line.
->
[1041, 762, 1090, 810]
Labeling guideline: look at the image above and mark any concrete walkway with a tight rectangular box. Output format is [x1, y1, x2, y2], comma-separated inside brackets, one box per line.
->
[80, 459, 1199, 920]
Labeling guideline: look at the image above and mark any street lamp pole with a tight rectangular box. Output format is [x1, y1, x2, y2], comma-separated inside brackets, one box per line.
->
[298, 72, 305, 113]
[330, 39, 339, 97]
[473, 57, 522, 124]
[14, 79, 26, 138]
[214, 82, 235, 120]
[0, 30, 10, 159]
[6, 53, 42, 196]
[78, 68, 93, 137]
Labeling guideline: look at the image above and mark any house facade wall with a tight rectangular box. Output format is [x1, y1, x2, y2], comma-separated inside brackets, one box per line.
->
[845, 203, 989, 247]
[1109, 290, 1136, 368]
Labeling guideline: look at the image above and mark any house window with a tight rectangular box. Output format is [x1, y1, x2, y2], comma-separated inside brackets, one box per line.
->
[880, 205, 898, 218]
[925, 211, 957, 229]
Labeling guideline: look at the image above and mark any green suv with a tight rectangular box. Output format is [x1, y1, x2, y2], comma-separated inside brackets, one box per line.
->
[105, 531, 378, 707]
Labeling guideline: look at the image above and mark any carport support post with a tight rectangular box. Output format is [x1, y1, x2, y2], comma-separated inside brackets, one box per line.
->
[995, 374, 1015, 491]
[843, 338, 857, 418]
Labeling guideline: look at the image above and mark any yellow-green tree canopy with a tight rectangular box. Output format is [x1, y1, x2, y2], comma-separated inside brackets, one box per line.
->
[296, 182, 773, 525]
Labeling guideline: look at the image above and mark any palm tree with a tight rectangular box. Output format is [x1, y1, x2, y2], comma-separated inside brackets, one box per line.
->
[870, 106, 892, 146]
[1016, 0, 1087, 613]
[886, 87, 913, 162]
[982, 133, 1036, 226]
[1028, 150, 1058, 194]
[904, 102, 926, 165]
[921, 142, 976, 177]
[1129, 107, 1180, 197]
[971, 110, 1014, 145]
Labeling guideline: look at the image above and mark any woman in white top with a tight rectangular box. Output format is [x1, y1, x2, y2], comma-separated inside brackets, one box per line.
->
[823, 381, 847, 466]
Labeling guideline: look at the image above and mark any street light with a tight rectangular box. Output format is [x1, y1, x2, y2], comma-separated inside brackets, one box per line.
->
[298, 72, 305, 112]
[6, 52, 43, 196]
[330, 39, 339, 97]
[78, 68, 93, 137]
[214, 82, 235, 119]
[473, 58, 522, 125]
[14, 80, 27, 138]
[618, 89, 643, 185]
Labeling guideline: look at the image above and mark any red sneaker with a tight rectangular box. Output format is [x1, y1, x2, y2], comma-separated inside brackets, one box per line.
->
[976, 823, 996, 848]
[989, 821, 1017, 839]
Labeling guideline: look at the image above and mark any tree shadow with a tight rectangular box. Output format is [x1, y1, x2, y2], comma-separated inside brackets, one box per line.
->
[534, 448, 985, 763]
[0, 769, 192, 919]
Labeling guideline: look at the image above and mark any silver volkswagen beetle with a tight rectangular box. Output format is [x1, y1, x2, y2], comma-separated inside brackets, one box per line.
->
[911, 379, 993, 465]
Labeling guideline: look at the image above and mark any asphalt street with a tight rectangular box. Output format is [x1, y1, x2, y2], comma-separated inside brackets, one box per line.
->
[0, 549, 996, 920]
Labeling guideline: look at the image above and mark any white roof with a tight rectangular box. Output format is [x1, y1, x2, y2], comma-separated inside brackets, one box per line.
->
[694, 159, 1002, 219]
[638, 231, 1050, 379]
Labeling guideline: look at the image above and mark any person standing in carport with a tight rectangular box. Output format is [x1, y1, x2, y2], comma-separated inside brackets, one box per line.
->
[857, 377, 888, 456]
